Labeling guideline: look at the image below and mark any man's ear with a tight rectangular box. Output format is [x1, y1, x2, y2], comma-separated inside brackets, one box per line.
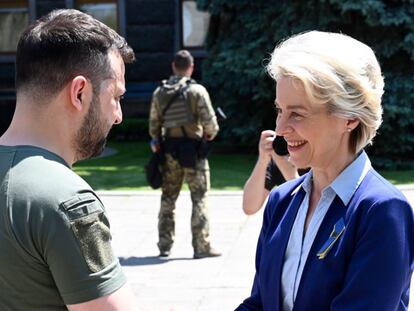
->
[69, 76, 88, 111]
[186, 63, 194, 76]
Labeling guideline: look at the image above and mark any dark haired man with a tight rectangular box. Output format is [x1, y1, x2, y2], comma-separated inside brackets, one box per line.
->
[0, 9, 137, 310]
[149, 50, 221, 259]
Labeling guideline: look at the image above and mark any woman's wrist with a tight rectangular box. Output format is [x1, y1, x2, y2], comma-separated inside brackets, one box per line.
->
[257, 155, 271, 167]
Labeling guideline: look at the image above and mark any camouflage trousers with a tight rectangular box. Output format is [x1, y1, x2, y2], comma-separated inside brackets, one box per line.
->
[158, 153, 211, 253]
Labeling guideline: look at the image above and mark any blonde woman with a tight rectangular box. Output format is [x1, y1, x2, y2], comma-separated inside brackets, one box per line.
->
[236, 31, 414, 311]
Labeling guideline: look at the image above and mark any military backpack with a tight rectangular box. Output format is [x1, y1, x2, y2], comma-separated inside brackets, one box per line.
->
[157, 77, 196, 129]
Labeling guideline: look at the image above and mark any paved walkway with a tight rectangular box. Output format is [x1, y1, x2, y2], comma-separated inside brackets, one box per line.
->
[99, 188, 414, 311]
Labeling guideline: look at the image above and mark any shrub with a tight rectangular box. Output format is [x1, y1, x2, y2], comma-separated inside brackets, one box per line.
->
[197, 0, 414, 167]
[108, 118, 149, 141]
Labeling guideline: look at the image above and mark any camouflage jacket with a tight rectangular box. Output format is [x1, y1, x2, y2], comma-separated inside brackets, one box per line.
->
[149, 75, 219, 141]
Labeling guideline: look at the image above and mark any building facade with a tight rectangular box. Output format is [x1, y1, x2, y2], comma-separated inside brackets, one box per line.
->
[0, 0, 210, 134]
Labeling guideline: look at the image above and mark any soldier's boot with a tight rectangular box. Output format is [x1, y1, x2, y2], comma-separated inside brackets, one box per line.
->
[157, 240, 173, 257]
[159, 249, 171, 257]
[157, 238, 173, 258]
[193, 247, 222, 259]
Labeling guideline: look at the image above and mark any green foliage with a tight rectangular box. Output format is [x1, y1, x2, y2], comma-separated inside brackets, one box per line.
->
[107, 118, 149, 141]
[372, 74, 414, 163]
[197, 0, 414, 166]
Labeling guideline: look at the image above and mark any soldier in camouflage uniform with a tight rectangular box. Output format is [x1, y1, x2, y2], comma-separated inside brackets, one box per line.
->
[149, 50, 220, 259]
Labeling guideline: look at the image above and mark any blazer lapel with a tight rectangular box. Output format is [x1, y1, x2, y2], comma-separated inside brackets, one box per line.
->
[293, 195, 346, 309]
[262, 187, 306, 310]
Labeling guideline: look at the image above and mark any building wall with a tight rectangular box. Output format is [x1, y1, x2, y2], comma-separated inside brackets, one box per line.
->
[0, 0, 207, 134]
[126, 0, 176, 82]
[37, 0, 67, 16]
[123, 0, 177, 117]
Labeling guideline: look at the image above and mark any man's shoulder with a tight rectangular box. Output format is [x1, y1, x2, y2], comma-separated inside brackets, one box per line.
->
[153, 77, 209, 100]
[188, 82, 206, 90]
[152, 84, 163, 97]
[4, 146, 93, 206]
[187, 82, 209, 99]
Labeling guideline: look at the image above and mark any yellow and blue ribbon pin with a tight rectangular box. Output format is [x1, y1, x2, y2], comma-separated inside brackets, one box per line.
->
[317, 218, 345, 260]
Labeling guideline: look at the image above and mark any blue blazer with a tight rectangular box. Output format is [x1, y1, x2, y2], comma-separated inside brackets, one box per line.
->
[236, 169, 414, 311]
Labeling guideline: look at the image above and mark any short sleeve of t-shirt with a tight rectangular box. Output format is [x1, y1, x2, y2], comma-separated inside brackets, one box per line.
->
[47, 192, 126, 304]
[264, 159, 286, 191]
[11, 190, 127, 305]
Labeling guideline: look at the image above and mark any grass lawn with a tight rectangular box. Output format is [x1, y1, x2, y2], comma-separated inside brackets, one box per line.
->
[73, 141, 257, 190]
[73, 141, 414, 191]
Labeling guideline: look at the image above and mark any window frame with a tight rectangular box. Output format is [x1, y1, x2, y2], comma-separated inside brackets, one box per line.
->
[0, 0, 125, 64]
[66, 0, 125, 35]
[0, 0, 36, 62]
[176, 0, 209, 57]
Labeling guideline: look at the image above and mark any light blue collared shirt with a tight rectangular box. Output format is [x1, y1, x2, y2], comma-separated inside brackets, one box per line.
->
[281, 151, 371, 311]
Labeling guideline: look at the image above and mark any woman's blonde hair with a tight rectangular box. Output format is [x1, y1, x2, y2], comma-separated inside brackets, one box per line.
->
[267, 31, 384, 153]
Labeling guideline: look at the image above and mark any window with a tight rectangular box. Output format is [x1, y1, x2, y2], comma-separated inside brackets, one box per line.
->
[0, 0, 29, 53]
[181, 0, 210, 49]
[76, 0, 118, 31]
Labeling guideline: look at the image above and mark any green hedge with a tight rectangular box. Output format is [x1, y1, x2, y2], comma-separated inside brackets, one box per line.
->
[197, 0, 414, 167]
[107, 118, 149, 141]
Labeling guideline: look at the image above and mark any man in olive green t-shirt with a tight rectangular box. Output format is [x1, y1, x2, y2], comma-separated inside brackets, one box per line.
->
[0, 9, 137, 311]
[0, 146, 127, 310]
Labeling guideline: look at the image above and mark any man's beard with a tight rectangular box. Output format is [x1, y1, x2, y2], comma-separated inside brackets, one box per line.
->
[74, 94, 110, 162]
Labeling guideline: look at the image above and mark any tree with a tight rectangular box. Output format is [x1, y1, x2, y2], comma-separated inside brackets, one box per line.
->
[198, 0, 414, 167]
